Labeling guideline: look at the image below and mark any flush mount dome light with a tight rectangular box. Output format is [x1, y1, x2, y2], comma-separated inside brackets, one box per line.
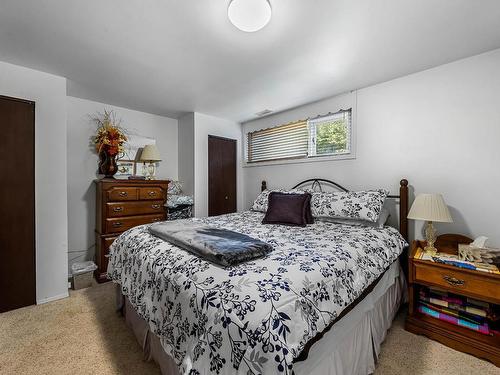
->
[228, 0, 272, 32]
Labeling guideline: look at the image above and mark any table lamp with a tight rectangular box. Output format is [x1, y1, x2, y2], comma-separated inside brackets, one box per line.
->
[407, 193, 453, 255]
[140, 144, 161, 180]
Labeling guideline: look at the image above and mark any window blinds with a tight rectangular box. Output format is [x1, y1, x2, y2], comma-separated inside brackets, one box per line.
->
[247, 120, 308, 163]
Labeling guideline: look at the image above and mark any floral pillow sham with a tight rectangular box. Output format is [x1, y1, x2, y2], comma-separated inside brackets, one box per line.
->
[167, 180, 183, 195]
[252, 188, 388, 223]
[251, 189, 309, 212]
[310, 189, 388, 222]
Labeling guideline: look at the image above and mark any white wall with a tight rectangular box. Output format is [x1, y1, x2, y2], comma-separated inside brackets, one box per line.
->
[178, 113, 195, 196]
[66, 97, 178, 271]
[177, 112, 243, 218]
[193, 113, 243, 218]
[242, 49, 500, 247]
[0, 61, 68, 304]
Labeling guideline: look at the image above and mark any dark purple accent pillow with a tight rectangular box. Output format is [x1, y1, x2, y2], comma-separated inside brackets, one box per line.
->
[262, 192, 311, 226]
[304, 194, 314, 224]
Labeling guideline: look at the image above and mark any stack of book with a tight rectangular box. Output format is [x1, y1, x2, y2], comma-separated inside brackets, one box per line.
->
[417, 287, 499, 336]
[413, 247, 500, 274]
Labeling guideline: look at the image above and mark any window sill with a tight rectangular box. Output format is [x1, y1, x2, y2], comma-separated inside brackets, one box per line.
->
[243, 153, 356, 168]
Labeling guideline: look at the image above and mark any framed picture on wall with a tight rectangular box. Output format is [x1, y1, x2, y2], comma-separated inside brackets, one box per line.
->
[122, 134, 156, 161]
[115, 160, 135, 178]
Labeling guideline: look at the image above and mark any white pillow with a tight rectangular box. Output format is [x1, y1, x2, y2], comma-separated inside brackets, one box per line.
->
[316, 208, 390, 229]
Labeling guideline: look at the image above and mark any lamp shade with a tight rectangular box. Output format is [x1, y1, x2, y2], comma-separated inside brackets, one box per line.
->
[140, 144, 161, 161]
[407, 193, 453, 223]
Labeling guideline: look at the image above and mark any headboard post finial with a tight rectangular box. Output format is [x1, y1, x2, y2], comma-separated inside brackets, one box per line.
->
[399, 179, 409, 241]
[261, 180, 267, 192]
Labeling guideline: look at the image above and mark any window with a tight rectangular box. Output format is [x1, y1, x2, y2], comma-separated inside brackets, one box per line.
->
[246, 109, 352, 164]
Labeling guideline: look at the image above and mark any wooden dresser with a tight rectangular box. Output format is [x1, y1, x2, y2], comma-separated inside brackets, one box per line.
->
[94, 178, 169, 282]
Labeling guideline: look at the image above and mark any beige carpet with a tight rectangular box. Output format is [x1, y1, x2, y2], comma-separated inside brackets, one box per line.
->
[0, 283, 498, 375]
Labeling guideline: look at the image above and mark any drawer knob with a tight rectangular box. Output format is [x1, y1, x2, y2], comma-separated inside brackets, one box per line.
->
[443, 275, 465, 287]
[152, 204, 161, 209]
[113, 206, 124, 212]
[112, 222, 123, 228]
[148, 191, 157, 196]
[119, 191, 128, 197]
[152, 218, 161, 222]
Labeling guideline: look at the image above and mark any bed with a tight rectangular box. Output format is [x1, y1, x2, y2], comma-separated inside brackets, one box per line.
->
[108, 179, 410, 375]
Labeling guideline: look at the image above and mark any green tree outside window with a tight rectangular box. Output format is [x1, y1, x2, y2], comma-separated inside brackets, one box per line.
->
[315, 119, 348, 155]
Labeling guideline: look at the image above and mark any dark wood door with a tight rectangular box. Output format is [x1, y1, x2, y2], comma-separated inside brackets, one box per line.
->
[208, 135, 237, 216]
[0, 95, 36, 312]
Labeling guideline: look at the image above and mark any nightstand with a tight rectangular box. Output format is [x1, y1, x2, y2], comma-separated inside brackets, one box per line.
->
[405, 234, 500, 366]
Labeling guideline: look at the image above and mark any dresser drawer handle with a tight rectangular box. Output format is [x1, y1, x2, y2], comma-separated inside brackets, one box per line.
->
[443, 275, 465, 287]
[151, 204, 161, 209]
[119, 191, 128, 197]
[148, 191, 157, 196]
[113, 206, 124, 212]
[152, 218, 161, 222]
[112, 222, 123, 228]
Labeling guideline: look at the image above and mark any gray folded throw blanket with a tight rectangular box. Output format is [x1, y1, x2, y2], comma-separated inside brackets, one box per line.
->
[149, 221, 273, 267]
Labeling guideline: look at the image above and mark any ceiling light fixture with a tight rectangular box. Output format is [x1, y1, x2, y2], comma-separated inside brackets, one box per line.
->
[228, 0, 272, 33]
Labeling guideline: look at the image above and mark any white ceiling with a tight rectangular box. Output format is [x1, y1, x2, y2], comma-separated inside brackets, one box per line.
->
[1, 1, 500, 122]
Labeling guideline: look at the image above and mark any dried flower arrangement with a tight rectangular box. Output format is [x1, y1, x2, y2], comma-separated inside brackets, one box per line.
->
[92, 110, 128, 177]
[92, 110, 127, 156]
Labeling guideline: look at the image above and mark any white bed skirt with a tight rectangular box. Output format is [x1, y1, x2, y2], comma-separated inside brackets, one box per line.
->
[295, 261, 405, 375]
[119, 261, 405, 375]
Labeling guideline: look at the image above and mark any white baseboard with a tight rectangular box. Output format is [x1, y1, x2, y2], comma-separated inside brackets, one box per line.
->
[37, 291, 69, 305]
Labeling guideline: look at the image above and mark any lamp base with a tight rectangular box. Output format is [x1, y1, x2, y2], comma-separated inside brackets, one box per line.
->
[424, 221, 438, 256]
[146, 162, 156, 180]
[424, 245, 438, 256]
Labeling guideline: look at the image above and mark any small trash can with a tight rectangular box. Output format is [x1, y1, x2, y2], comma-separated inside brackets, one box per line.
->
[71, 261, 97, 290]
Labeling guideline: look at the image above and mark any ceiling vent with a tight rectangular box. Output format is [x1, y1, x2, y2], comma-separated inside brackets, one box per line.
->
[255, 109, 273, 117]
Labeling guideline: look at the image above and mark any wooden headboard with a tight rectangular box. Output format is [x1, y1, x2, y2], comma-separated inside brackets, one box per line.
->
[260, 178, 409, 241]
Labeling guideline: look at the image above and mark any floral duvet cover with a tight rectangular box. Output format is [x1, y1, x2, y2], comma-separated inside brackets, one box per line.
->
[108, 211, 407, 375]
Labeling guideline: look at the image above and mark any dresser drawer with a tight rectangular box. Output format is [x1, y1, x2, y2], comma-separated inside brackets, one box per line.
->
[106, 201, 165, 217]
[414, 262, 500, 303]
[139, 187, 164, 200]
[107, 187, 138, 201]
[102, 236, 118, 254]
[101, 236, 118, 272]
[105, 214, 164, 234]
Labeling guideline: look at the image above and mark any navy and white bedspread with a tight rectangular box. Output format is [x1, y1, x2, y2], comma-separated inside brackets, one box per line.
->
[108, 211, 407, 375]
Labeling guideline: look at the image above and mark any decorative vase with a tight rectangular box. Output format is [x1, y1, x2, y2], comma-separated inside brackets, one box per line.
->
[100, 153, 118, 178]
[98, 150, 106, 174]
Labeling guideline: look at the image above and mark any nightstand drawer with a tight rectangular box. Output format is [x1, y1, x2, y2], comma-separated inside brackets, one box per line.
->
[414, 262, 500, 303]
